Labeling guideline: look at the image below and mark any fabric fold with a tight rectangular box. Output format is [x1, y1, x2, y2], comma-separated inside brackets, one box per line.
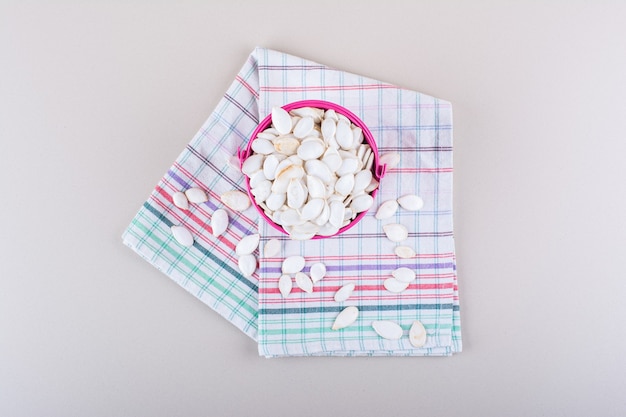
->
[123, 47, 462, 357]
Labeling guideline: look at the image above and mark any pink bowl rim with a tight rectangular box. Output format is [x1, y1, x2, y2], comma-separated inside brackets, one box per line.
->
[238, 100, 386, 239]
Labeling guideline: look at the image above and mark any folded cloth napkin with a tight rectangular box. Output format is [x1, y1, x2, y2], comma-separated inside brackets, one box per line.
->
[123, 47, 462, 357]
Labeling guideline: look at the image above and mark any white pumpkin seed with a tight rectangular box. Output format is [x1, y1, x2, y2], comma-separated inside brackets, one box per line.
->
[249, 169, 266, 188]
[335, 120, 353, 150]
[266, 193, 286, 211]
[293, 116, 314, 138]
[241, 154, 265, 176]
[409, 320, 427, 347]
[172, 191, 189, 210]
[335, 174, 355, 196]
[273, 136, 300, 156]
[235, 233, 260, 256]
[332, 306, 359, 330]
[271, 106, 292, 135]
[310, 262, 326, 283]
[263, 238, 281, 257]
[262, 154, 280, 180]
[356, 144, 366, 163]
[314, 202, 330, 226]
[383, 277, 409, 293]
[295, 272, 314, 293]
[392, 267, 416, 283]
[256, 131, 277, 140]
[276, 164, 305, 182]
[397, 194, 424, 211]
[321, 147, 342, 172]
[297, 139, 325, 160]
[375, 200, 399, 219]
[279, 208, 306, 226]
[328, 200, 345, 228]
[365, 178, 379, 193]
[306, 175, 326, 199]
[251, 180, 272, 202]
[210, 209, 228, 237]
[171, 225, 194, 247]
[185, 187, 208, 204]
[287, 155, 303, 167]
[372, 320, 403, 340]
[352, 170, 372, 195]
[304, 159, 334, 184]
[351, 126, 364, 148]
[394, 246, 416, 258]
[321, 117, 336, 142]
[383, 223, 408, 242]
[379, 152, 400, 168]
[251, 138, 275, 154]
[290, 106, 324, 122]
[336, 157, 359, 176]
[286, 178, 307, 209]
[282, 255, 305, 274]
[334, 283, 355, 302]
[351, 194, 374, 213]
[300, 198, 325, 221]
[238, 254, 257, 277]
[324, 108, 337, 120]
[278, 274, 292, 298]
[221, 190, 251, 212]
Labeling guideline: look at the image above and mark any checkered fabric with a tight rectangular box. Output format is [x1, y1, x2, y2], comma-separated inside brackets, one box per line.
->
[123, 47, 461, 357]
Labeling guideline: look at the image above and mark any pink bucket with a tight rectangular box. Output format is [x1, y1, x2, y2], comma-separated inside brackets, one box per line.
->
[238, 100, 386, 239]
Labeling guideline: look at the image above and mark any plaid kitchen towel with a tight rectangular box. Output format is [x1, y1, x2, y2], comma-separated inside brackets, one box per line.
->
[122, 47, 461, 357]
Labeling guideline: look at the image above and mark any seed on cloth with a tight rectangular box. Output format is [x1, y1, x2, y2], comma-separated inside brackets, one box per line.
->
[383, 223, 408, 242]
[334, 283, 355, 302]
[221, 190, 251, 212]
[235, 233, 260, 256]
[372, 320, 403, 340]
[210, 209, 228, 237]
[282, 255, 305, 274]
[295, 272, 314, 293]
[172, 191, 189, 210]
[171, 225, 194, 247]
[263, 238, 281, 257]
[409, 320, 427, 347]
[383, 277, 409, 293]
[278, 274, 292, 298]
[392, 267, 416, 283]
[397, 194, 424, 211]
[238, 254, 257, 278]
[309, 263, 326, 283]
[375, 200, 398, 220]
[332, 306, 359, 330]
[185, 187, 208, 204]
[394, 246, 416, 258]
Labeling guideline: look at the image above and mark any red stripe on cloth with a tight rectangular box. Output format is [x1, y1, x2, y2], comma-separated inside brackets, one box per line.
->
[235, 75, 259, 98]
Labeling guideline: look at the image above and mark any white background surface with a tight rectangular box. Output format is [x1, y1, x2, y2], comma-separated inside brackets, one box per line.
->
[2, 1, 626, 416]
